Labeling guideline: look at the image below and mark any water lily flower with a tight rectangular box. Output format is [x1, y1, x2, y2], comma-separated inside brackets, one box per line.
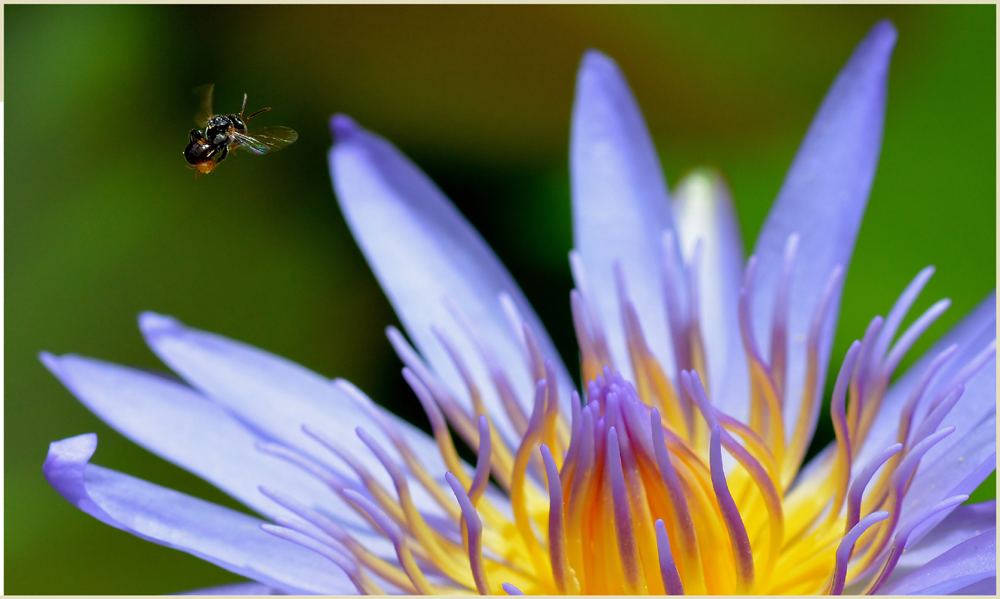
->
[42, 19, 995, 595]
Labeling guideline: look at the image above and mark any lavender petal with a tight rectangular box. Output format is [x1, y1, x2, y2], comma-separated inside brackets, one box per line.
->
[899, 414, 996, 547]
[44, 434, 358, 595]
[949, 576, 996, 595]
[40, 352, 377, 536]
[672, 169, 748, 420]
[915, 345, 995, 472]
[750, 21, 897, 437]
[878, 528, 996, 595]
[870, 293, 995, 455]
[847, 292, 995, 481]
[895, 501, 996, 575]
[177, 582, 277, 595]
[138, 312, 448, 517]
[570, 49, 679, 382]
[329, 114, 572, 441]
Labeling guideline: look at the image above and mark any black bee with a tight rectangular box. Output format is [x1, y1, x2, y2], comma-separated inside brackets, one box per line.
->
[184, 84, 298, 176]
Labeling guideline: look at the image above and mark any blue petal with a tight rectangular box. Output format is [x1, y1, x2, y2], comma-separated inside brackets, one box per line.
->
[949, 576, 996, 595]
[44, 434, 357, 595]
[854, 292, 996, 529]
[40, 352, 385, 549]
[900, 415, 995, 544]
[896, 501, 996, 573]
[672, 169, 748, 420]
[750, 21, 897, 435]
[177, 582, 278, 595]
[902, 368, 997, 516]
[858, 292, 995, 464]
[878, 527, 996, 595]
[570, 49, 681, 382]
[329, 115, 573, 444]
[138, 312, 451, 519]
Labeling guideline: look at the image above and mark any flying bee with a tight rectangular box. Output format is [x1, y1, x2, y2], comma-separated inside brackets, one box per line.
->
[184, 84, 298, 176]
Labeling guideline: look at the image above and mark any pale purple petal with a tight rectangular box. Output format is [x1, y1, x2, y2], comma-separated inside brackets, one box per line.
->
[896, 501, 996, 573]
[916, 347, 995, 467]
[751, 21, 897, 437]
[40, 352, 380, 537]
[860, 293, 996, 475]
[570, 49, 679, 382]
[794, 290, 995, 546]
[900, 415, 995, 547]
[672, 169, 747, 419]
[502, 582, 525, 595]
[878, 528, 996, 595]
[177, 582, 277, 595]
[950, 576, 996, 595]
[44, 434, 357, 595]
[329, 115, 573, 442]
[138, 312, 448, 517]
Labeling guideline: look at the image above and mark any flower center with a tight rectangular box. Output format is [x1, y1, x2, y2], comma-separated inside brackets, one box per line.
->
[256, 233, 993, 595]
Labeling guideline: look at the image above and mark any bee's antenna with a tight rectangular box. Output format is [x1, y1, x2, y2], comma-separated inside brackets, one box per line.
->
[246, 106, 271, 121]
[239, 93, 248, 119]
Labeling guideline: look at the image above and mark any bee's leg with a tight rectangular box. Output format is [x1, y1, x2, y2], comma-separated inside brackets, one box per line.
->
[215, 145, 230, 163]
[189, 128, 204, 143]
[239, 94, 248, 119]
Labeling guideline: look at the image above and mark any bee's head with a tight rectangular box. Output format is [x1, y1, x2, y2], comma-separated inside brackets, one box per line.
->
[229, 114, 247, 132]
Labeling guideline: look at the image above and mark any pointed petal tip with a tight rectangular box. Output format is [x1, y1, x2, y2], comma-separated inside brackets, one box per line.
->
[502, 582, 525, 596]
[677, 166, 723, 186]
[138, 311, 182, 339]
[578, 48, 624, 84]
[674, 167, 734, 206]
[581, 48, 615, 69]
[869, 18, 898, 46]
[38, 350, 61, 373]
[330, 114, 360, 144]
[852, 19, 897, 71]
[44, 432, 99, 479]
[48, 432, 98, 455]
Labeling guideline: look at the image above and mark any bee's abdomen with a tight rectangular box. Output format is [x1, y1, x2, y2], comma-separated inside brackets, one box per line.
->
[184, 141, 214, 165]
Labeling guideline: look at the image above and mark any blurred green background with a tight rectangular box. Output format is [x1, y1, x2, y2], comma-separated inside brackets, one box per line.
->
[6, 5, 995, 594]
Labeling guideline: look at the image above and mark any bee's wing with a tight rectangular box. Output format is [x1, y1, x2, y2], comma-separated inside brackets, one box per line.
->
[232, 132, 270, 155]
[193, 83, 215, 128]
[233, 127, 299, 155]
